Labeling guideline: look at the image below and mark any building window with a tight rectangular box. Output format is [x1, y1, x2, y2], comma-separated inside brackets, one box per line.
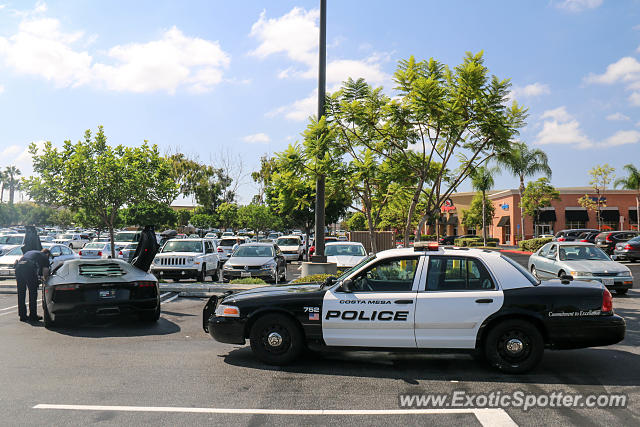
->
[535, 223, 553, 237]
[505, 227, 511, 243]
[565, 221, 586, 229]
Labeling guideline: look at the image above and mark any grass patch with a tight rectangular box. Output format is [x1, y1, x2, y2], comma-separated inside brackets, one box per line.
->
[229, 278, 267, 285]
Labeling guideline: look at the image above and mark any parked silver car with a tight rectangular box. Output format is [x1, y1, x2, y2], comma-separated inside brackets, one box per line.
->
[528, 242, 633, 295]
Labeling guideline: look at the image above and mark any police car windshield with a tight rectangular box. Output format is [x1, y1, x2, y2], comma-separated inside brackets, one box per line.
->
[501, 255, 539, 285]
[161, 240, 203, 253]
[325, 244, 366, 257]
[335, 254, 376, 282]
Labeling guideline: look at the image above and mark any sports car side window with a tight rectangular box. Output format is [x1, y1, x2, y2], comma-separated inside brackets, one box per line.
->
[349, 257, 418, 292]
[427, 257, 495, 291]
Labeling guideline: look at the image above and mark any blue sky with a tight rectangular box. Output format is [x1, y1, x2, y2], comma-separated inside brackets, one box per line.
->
[0, 0, 639, 204]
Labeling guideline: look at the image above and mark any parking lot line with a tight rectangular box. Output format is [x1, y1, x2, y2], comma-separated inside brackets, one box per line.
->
[32, 404, 516, 426]
[0, 305, 18, 311]
[162, 294, 180, 304]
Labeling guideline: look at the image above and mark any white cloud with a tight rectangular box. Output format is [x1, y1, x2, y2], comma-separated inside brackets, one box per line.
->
[249, 8, 319, 67]
[0, 12, 230, 93]
[630, 91, 640, 106]
[0, 84, 4, 94]
[249, 7, 389, 85]
[267, 90, 317, 121]
[1, 140, 46, 180]
[242, 133, 271, 144]
[606, 112, 631, 121]
[603, 130, 640, 146]
[536, 106, 592, 148]
[634, 24, 640, 31]
[508, 82, 550, 103]
[584, 57, 640, 85]
[555, 0, 603, 12]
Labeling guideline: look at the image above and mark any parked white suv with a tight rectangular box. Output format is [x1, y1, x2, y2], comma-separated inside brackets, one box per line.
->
[53, 233, 90, 249]
[275, 235, 304, 262]
[151, 238, 220, 282]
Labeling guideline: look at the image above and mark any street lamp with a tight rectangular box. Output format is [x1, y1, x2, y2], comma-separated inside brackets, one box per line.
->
[312, 0, 327, 263]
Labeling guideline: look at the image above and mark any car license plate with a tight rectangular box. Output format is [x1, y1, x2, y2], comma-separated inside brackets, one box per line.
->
[0, 270, 10, 275]
[602, 278, 614, 287]
[99, 289, 116, 298]
[240, 272, 251, 278]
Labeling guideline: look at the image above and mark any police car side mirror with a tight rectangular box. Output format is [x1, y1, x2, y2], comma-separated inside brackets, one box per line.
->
[560, 274, 573, 284]
[339, 279, 354, 293]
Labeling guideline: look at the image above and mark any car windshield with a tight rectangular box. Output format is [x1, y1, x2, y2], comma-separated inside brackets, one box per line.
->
[233, 246, 274, 257]
[123, 243, 138, 250]
[83, 243, 105, 249]
[325, 244, 366, 256]
[501, 255, 539, 285]
[57, 234, 73, 239]
[114, 232, 140, 242]
[559, 245, 610, 261]
[6, 246, 23, 256]
[220, 238, 239, 247]
[161, 241, 203, 253]
[0, 235, 23, 244]
[276, 238, 300, 246]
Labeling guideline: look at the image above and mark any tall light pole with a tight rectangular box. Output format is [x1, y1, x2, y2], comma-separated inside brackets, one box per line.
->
[312, 0, 327, 263]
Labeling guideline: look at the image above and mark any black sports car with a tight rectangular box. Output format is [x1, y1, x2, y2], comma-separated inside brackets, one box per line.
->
[203, 244, 625, 374]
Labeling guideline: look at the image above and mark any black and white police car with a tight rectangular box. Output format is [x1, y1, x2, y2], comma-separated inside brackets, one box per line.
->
[203, 242, 625, 373]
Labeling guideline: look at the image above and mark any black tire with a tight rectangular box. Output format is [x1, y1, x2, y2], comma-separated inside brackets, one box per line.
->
[139, 301, 160, 322]
[558, 270, 565, 278]
[530, 265, 538, 278]
[616, 289, 628, 295]
[198, 264, 206, 282]
[484, 319, 544, 374]
[43, 302, 55, 329]
[249, 313, 304, 365]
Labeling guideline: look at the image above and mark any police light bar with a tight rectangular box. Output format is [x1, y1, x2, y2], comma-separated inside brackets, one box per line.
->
[414, 241, 439, 252]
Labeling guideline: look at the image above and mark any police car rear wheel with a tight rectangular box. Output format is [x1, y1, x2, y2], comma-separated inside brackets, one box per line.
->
[250, 314, 303, 365]
[484, 319, 543, 374]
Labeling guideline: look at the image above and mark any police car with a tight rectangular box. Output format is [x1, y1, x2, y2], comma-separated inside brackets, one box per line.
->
[203, 243, 625, 373]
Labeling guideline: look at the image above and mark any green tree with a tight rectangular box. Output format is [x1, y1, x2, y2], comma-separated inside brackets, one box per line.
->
[176, 209, 192, 228]
[461, 194, 495, 234]
[4, 166, 21, 205]
[498, 142, 552, 241]
[23, 126, 178, 257]
[189, 212, 216, 229]
[521, 178, 560, 236]
[580, 164, 615, 230]
[327, 53, 526, 246]
[470, 166, 497, 246]
[238, 204, 279, 236]
[121, 202, 177, 228]
[345, 211, 367, 231]
[217, 202, 238, 231]
[0, 170, 7, 203]
[614, 164, 640, 231]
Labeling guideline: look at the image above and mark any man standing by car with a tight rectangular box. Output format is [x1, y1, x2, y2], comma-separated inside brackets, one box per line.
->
[16, 248, 51, 322]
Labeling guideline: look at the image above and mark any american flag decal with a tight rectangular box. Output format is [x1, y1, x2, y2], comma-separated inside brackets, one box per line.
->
[309, 312, 319, 321]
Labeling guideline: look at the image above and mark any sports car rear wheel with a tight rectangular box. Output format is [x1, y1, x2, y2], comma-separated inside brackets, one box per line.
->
[43, 303, 55, 329]
[484, 319, 543, 374]
[250, 313, 303, 365]
[139, 302, 160, 322]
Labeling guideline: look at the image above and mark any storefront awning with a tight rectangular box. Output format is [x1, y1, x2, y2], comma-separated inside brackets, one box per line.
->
[565, 209, 589, 222]
[600, 209, 620, 222]
[497, 216, 510, 227]
[537, 209, 557, 222]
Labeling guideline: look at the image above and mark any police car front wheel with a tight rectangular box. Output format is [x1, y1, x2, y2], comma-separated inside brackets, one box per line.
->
[249, 314, 304, 365]
[484, 319, 544, 374]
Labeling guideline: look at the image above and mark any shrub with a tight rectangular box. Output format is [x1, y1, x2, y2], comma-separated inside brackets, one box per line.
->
[229, 278, 267, 285]
[291, 273, 335, 284]
[454, 237, 482, 247]
[518, 237, 552, 252]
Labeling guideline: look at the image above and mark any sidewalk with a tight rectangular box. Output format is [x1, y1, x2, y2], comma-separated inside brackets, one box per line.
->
[159, 282, 268, 297]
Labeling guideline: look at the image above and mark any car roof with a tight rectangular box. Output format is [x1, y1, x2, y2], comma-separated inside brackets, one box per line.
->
[549, 241, 595, 246]
[277, 235, 301, 239]
[326, 241, 363, 246]
[239, 242, 273, 247]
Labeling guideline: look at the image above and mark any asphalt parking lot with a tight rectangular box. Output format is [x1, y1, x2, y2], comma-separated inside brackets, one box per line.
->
[0, 255, 639, 426]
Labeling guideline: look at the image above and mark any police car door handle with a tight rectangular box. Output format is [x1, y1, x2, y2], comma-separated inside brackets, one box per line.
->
[475, 298, 493, 304]
[394, 299, 414, 304]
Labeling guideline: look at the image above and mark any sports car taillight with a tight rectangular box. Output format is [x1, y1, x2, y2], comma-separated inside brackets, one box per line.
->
[601, 288, 613, 313]
[56, 284, 80, 291]
[135, 281, 156, 287]
[580, 239, 588, 242]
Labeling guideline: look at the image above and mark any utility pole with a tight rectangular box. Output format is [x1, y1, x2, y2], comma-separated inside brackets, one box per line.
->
[312, 0, 327, 263]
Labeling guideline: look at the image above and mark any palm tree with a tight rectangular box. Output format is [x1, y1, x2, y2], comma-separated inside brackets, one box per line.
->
[471, 166, 497, 246]
[499, 142, 552, 241]
[615, 164, 640, 231]
[4, 166, 21, 205]
[0, 170, 7, 203]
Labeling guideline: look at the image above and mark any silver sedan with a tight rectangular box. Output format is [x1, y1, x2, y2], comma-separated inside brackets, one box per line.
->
[527, 241, 633, 295]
